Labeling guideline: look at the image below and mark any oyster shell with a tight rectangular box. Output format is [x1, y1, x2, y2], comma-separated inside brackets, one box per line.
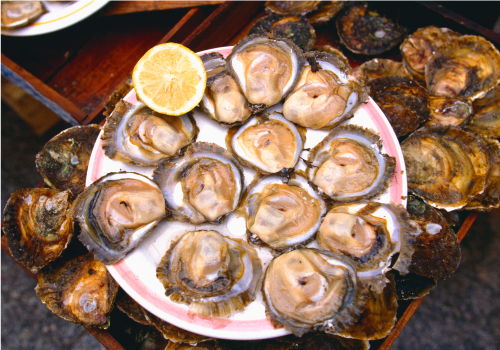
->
[35, 124, 101, 197]
[200, 52, 253, 126]
[426, 35, 500, 101]
[307, 125, 396, 202]
[240, 173, 326, 250]
[73, 172, 167, 264]
[35, 252, 119, 327]
[467, 83, 500, 138]
[264, 1, 321, 16]
[368, 76, 430, 138]
[1, 1, 46, 28]
[153, 142, 244, 224]
[263, 248, 365, 337]
[226, 112, 305, 175]
[349, 58, 411, 85]
[283, 51, 369, 129]
[392, 271, 437, 300]
[335, 2, 407, 56]
[102, 100, 198, 166]
[2, 188, 74, 273]
[400, 26, 461, 82]
[425, 95, 473, 127]
[226, 34, 305, 108]
[156, 230, 262, 317]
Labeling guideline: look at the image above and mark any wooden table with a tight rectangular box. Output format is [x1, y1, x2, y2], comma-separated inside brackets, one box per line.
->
[2, 1, 498, 349]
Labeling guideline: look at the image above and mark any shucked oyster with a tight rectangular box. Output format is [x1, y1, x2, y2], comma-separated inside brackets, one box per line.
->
[2, 188, 73, 273]
[307, 125, 396, 202]
[153, 142, 244, 224]
[226, 34, 305, 109]
[1, 1, 46, 28]
[283, 51, 369, 129]
[73, 172, 167, 264]
[240, 173, 326, 250]
[102, 100, 198, 166]
[36, 252, 119, 327]
[263, 248, 365, 337]
[156, 230, 262, 317]
[226, 112, 305, 175]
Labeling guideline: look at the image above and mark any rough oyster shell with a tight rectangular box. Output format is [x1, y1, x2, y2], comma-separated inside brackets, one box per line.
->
[349, 58, 411, 85]
[226, 34, 305, 109]
[35, 252, 119, 327]
[226, 112, 305, 175]
[283, 51, 369, 130]
[425, 95, 473, 127]
[1, 1, 46, 28]
[240, 173, 326, 250]
[467, 83, 500, 138]
[153, 142, 244, 224]
[307, 124, 396, 202]
[73, 172, 167, 264]
[2, 188, 74, 273]
[102, 100, 198, 166]
[35, 124, 101, 197]
[156, 230, 262, 317]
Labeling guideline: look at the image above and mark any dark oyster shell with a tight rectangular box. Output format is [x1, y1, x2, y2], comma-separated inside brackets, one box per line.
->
[425, 96, 473, 127]
[467, 83, 500, 138]
[350, 58, 411, 85]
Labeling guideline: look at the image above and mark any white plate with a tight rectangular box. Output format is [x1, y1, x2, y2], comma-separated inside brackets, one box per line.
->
[1, 1, 109, 37]
[86, 46, 407, 340]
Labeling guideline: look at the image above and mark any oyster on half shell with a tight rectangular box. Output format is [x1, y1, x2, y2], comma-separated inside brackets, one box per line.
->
[1, 1, 46, 28]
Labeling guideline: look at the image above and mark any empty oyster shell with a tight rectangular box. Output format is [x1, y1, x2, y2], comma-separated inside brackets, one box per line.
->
[226, 112, 305, 175]
[307, 125, 396, 202]
[336, 2, 407, 56]
[200, 52, 253, 126]
[153, 142, 244, 224]
[73, 172, 167, 264]
[368, 76, 429, 138]
[35, 252, 119, 327]
[467, 83, 500, 138]
[283, 51, 369, 129]
[35, 125, 101, 197]
[263, 248, 365, 337]
[426, 35, 500, 101]
[156, 230, 262, 317]
[2, 188, 73, 273]
[102, 100, 198, 166]
[240, 173, 326, 250]
[226, 34, 305, 108]
[1, 1, 46, 28]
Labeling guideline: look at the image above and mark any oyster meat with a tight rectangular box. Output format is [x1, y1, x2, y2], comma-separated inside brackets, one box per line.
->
[283, 51, 369, 129]
[102, 100, 198, 166]
[36, 253, 119, 327]
[156, 230, 262, 317]
[226, 112, 305, 174]
[240, 173, 326, 250]
[153, 142, 244, 224]
[1, 1, 46, 28]
[73, 172, 167, 264]
[226, 34, 305, 108]
[2, 188, 73, 273]
[307, 125, 396, 202]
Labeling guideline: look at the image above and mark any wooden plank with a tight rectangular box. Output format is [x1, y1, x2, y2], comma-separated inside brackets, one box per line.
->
[99, 1, 225, 16]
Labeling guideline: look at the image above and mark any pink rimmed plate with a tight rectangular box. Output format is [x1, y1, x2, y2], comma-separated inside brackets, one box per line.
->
[86, 46, 407, 340]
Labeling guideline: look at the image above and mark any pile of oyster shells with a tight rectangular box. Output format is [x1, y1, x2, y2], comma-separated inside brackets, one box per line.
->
[3, 2, 500, 350]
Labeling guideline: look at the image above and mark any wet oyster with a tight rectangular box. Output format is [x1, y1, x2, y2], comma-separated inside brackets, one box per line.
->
[368, 76, 429, 138]
[264, 1, 321, 16]
[314, 45, 350, 68]
[35, 125, 101, 197]
[226, 112, 305, 175]
[336, 2, 407, 56]
[1, 1, 46, 28]
[426, 35, 500, 101]
[283, 51, 369, 129]
[402, 126, 491, 210]
[307, 125, 396, 202]
[400, 26, 461, 82]
[2, 188, 73, 273]
[240, 173, 326, 250]
[200, 52, 253, 126]
[35, 253, 119, 327]
[467, 83, 500, 138]
[425, 95, 473, 127]
[249, 14, 316, 51]
[156, 230, 262, 317]
[307, 1, 345, 26]
[263, 248, 365, 336]
[226, 34, 305, 108]
[349, 58, 411, 85]
[153, 142, 244, 224]
[102, 100, 198, 166]
[73, 172, 167, 264]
